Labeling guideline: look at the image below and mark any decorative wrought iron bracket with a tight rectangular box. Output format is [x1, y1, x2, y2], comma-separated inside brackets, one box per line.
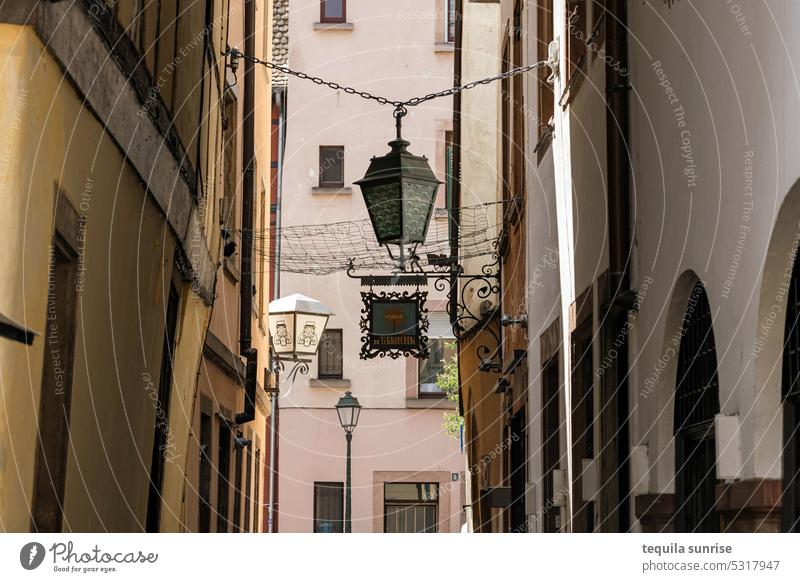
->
[271, 355, 311, 384]
[344, 236, 503, 373]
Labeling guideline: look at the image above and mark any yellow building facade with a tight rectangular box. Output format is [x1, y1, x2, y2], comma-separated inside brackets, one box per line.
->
[0, 0, 271, 532]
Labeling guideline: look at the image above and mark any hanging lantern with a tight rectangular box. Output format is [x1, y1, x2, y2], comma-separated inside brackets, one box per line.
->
[354, 108, 442, 269]
[267, 293, 334, 359]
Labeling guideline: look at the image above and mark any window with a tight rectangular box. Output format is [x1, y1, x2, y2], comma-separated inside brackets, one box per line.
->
[536, 0, 554, 155]
[445, 0, 456, 43]
[314, 482, 344, 532]
[216, 415, 231, 532]
[511, 0, 526, 222]
[221, 98, 238, 230]
[318, 329, 343, 379]
[418, 312, 456, 397]
[320, 0, 346, 23]
[319, 146, 345, 187]
[232, 438, 243, 532]
[384, 483, 439, 533]
[145, 282, 180, 532]
[444, 131, 454, 214]
[566, 1, 588, 73]
[244, 440, 253, 532]
[253, 449, 261, 532]
[419, 339, 455, 397]
[674, 282, 720, 533]
[198, 410, 213, 532]
[31, 232, 78, 533]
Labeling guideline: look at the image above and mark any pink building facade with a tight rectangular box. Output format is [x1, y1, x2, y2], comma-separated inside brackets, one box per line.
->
[276, 0, 465, 533]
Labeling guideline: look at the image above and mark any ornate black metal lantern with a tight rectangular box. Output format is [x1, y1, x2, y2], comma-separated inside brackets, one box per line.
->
[354, 108, 442, 270]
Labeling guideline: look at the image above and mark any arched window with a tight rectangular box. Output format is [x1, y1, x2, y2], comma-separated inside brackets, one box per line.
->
[782, 250, 800, 531]
[674, 281, 720, 532]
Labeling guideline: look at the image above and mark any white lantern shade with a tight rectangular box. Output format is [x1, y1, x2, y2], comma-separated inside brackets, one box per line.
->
[268, 294, 334, 358]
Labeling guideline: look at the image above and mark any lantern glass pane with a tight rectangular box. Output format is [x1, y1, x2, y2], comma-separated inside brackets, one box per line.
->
[269, 313, 295, 355]
[337, 405, 353, 429]
[402, 178, 438, 243]
[351, 405, 361, 429]
[294, 314, 328, 356]
[363, 182, 402, 243]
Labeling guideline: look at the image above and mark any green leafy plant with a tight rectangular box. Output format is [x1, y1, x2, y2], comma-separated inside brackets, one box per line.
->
[434, 342, 464, 439]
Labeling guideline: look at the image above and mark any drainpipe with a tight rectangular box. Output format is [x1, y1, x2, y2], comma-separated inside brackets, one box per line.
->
[603, 0, 633, 531]
[449, 0, 463, 324]
[236, 0, 258, 425]
[267, 87, 286, 533]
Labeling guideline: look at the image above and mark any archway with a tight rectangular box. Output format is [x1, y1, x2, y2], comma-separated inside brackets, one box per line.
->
[781, 245, 800, 531]
[673, 281, 720, 532]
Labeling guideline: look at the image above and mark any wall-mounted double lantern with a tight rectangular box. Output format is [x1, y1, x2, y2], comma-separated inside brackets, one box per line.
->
[268, 293, 334, 381]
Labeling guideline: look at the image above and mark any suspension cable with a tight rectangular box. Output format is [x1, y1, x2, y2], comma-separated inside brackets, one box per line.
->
[224, 50, 551, 109]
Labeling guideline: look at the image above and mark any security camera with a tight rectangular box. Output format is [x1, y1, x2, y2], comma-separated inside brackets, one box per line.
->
[235, 436, 252, 449]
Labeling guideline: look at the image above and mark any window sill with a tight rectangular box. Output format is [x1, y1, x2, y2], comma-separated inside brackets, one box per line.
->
[310, 378, 351, 388]
[312, 186, 352, 195]
[406, 398, 456, 410]
[434, 43, 455, 53]
[313, 22, 354, 30]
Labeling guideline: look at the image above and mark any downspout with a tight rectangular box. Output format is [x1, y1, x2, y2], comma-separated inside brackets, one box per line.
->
[236, 0, 258, 425]
[450, 0, 462, 339]
[451, 0, 467, 529]
[267, 87, 286, 533]
[604, 0, 633, 531]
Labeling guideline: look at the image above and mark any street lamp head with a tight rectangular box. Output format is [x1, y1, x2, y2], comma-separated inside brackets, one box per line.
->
[336, 391, 362, 434]
[268, 293, 334, 359]
[354, 116, 442, 266]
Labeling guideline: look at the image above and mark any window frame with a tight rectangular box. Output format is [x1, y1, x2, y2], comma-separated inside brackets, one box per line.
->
[318, 329, 344, 379]
[383, 482, 440, 533]
[318, 145, 345, 188]
[314, 481, 344, 533]
[320, 0, 347, 24]
[445, 0, 456, 44]
[417, 337, 455, 398]
[536, 0, 554, 160]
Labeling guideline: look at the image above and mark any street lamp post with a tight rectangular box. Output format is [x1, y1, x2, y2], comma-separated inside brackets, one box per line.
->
[266, 293, 333, 532]
[335, 391, 362, 533]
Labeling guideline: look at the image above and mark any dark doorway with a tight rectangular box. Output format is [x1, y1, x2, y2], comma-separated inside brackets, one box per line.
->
[572, 321, 595, 532]
[509, 407, 528, 532]
[674, 281, 720, 533]
[542, 354, 561, 532]
[146, 282, 180, 532]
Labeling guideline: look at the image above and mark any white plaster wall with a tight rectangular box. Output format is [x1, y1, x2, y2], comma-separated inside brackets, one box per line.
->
[627, 1, 800, 486]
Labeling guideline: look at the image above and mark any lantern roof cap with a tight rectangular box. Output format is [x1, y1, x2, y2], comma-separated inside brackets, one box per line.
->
[354, 138, 443, 186]
[268, 293, 334, 316]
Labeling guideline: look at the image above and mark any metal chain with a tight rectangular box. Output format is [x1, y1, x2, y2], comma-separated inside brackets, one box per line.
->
[229, 50, 549, 110]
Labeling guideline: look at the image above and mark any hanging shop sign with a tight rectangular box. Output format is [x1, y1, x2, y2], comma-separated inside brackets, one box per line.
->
[360, 289, 429, 359]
